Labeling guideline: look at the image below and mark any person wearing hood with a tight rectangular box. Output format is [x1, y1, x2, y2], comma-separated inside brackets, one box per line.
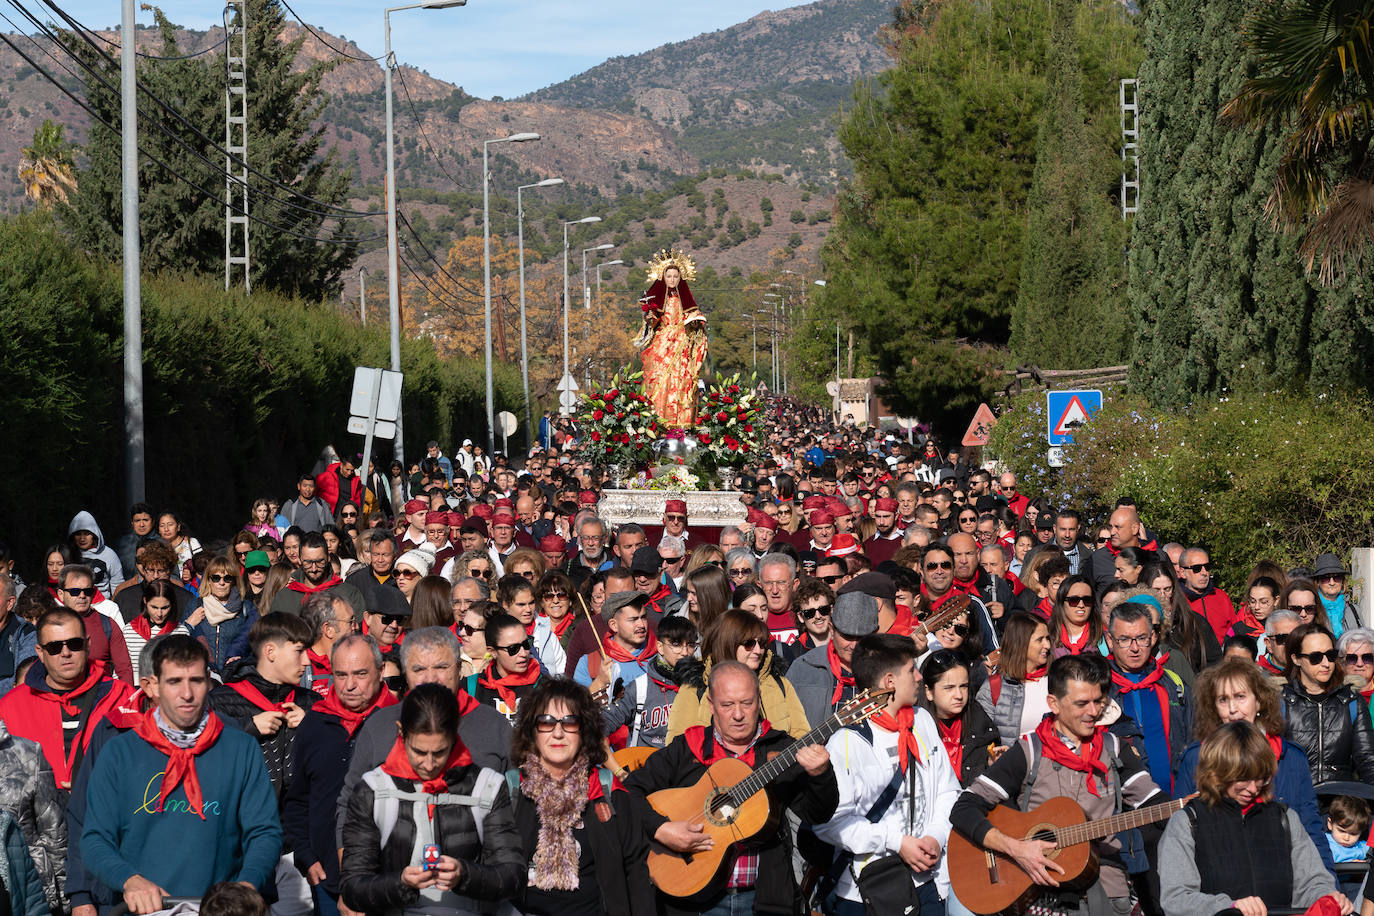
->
[268, 533, 364, 619]
[66, 511, 124, 599]
[188, 554, 261, 672]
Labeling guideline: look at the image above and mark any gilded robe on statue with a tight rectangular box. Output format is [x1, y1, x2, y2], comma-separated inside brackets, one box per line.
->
[635, 250, 707, 427]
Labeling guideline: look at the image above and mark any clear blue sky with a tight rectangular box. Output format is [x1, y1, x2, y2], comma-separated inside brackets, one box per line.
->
[47, 0, 812, 98]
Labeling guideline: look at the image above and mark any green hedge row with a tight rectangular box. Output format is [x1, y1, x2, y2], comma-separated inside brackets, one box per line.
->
[0, 212, 522, 569]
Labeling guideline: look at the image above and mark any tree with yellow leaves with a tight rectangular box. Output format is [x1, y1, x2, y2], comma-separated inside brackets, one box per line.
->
[19, 120, 76, 208]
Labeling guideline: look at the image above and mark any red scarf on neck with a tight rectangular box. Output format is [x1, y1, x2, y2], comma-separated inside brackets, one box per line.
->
[1034, 714, 1109, 797]
[313, 685, 398, 738]
[605, 628, 658, 665]
[1023, 665, 1049, 682]
[131, 709, 224, 820]
[826, 640, 854, 705]
[937, 717, 963, 775]
[1034, 596, 1054, 620]
[920, 584, 959, 612]
[1230, 608, 1263, 638]
[226, 678, 290, 713]
[306, 649, 331, 678]
[380, 734, 474, 814]
[478, 662, 540, 708]
[1266, 732, 1284, 764]
[34, 661, 106, 715]
[1109, 657, 1172, 751]
[287, 574, 343, 597]
[872, 706, 923, 772]
[1258, 654, 1284, 675]
[1060, 624, 1092, 655]
[130, 615, 177, 641]
[951, 575, 979, 597]
[684, 720, 772, 767]
[549, 613, 575, 639]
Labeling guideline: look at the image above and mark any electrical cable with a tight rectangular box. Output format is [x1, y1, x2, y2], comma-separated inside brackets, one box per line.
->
[397, 210, 486, 298]
[70, 3, 231, 61]
[394, 66, 472, 191]
[276, 0, 381, 62]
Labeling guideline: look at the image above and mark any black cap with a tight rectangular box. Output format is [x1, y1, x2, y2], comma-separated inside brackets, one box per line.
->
[631, 545, 663, 575]
[366, 584, 412, 617]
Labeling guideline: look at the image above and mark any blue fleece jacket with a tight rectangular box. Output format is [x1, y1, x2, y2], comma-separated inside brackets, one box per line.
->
[80, 721, 281, 900]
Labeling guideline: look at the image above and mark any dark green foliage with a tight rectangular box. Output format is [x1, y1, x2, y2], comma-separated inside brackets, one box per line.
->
[60, 0, 360, 300]
[0, 212, 519, 571]
[1127, 0, 1374, 404]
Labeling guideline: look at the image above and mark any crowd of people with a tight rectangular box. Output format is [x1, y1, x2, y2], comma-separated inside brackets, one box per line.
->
[0, 414, 1368, 916]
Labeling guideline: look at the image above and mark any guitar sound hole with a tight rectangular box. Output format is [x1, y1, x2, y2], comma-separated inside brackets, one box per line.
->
[706, 794, 738, 826]
[1030, 829, 1057, 844]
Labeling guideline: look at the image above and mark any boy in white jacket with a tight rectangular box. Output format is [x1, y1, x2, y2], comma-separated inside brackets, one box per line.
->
[814, 632, 962, 915]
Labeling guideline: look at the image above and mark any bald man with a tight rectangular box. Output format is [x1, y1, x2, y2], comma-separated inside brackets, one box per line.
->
[1089, 504, 1163, 595]
[998, 472, 1029, 517]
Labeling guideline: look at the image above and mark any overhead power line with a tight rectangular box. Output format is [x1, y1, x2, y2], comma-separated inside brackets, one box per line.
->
[276, 0, 381, 62]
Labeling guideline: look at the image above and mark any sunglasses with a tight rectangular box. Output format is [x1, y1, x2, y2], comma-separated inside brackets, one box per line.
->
[40, 636, 86, 655]
[665, 514, 687, 523]
[740, 637, 768, 651]
[1185, 563, 1212, 573]
[542, 590, 568, 600]
[208, 573, 234, 584]
[341, 512, 358, 519]
[458, 623, 481, 637]
[379, 614, 408, 626]
[534, 714, 581, 733]
[729, 567, 754, 578]
[62, 586, 97, 597]
[1346, 653, 1374, 667]
[396, 568, 421, 579]
[941, 623, 970, 637]
[1063, 594, 1094, 607]
[1298, 649, 1338, 665]
[1096, 536, 1110, 545]
[471, 568, 493, 579]
[800, 604, 833, 620]
[1288, 603, 1319, 617]
[818, 573, 844, 585]
[924, 561, 953, 572]
[495, 638, 534, 656]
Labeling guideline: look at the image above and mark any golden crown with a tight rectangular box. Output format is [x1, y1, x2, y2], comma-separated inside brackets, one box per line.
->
[646, 248, 697, 283]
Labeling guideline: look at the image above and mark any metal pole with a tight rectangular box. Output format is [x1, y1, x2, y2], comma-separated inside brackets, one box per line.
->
[517, 185, 531, 445]
[359, 267, 367, 326]
[121, 0, 144, 506]
[384, 11, 404, 466]
[482, 139, 495, 456]
[562, 222, 571, 403]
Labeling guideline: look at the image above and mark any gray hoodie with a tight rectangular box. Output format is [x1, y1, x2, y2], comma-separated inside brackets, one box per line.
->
[66, 511, 124, 598]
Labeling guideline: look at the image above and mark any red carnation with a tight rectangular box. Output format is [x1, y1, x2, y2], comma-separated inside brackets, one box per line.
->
[608, 388, 619, 399]
[723, 395, 733, 404]
[744, 424, 754, 432]
[591, 431, 602, 442]
[699, 433, 711, 444]
[729, 385, 740, 393]
[716, 411, 728, 422]
[592, 409, 604, 420]
[605, 445, 613, 453]
[616, 411, 625, 420]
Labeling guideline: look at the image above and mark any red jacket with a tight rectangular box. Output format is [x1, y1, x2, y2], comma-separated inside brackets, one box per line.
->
[315, 463, 363, 515]
[1186, 585, 1238, 643]
[0, 662, 139, 788]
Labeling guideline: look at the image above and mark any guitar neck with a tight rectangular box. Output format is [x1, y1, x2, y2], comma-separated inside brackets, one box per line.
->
[913, 595, 970, 641]
[1054, 796, 1189, 848]
[728, 714, 848, 800]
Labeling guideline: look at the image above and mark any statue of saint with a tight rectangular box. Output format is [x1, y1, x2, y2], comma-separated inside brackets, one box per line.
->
[634, 249, 707, 427]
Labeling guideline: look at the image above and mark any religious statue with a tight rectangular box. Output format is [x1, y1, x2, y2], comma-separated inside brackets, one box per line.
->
[634, 249, 707, 427]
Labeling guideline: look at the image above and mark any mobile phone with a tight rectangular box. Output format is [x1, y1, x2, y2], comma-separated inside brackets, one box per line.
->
[422, 844, 441, 870]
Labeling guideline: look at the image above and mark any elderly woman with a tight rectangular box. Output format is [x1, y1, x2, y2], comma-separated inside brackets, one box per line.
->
[723, 548, 757, 590]
[507, 680, 654, 916]
[1159, 721, 1351, 916]
[1338, 627, 1374, 714]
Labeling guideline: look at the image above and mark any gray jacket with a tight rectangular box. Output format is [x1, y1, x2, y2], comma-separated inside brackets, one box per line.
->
[602, 658, 684, 749]
[786, 644, 859, 730]
[335, 697, 512, 847]
[0, 722, 66, 913]
[975, 675, 1026, 749]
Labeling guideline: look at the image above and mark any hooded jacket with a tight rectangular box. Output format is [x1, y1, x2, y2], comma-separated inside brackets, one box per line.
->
[0, 720, 66, 912]
[67, 511, 125, 599]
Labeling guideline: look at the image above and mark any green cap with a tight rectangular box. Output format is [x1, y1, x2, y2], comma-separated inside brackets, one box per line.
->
[242, 550, 271, 571]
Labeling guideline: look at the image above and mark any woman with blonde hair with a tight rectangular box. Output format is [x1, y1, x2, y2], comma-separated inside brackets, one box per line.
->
[683, 543, 724, 575]
[504, 548, 546, 584]
[188, 553, 259, 671]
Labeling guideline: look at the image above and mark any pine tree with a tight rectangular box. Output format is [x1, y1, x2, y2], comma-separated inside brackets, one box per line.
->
[61, 0, 360, 300]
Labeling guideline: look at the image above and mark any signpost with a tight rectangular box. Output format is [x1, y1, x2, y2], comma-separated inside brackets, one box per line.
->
[497, 410, 518, 456]
[961, 403, 997, 447]
[347, 367, 403, 478]
[1045, 390, 1103, 467]
[557, 371, 580, 417]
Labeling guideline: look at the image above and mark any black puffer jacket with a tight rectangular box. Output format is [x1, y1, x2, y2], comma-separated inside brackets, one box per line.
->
[1280, 682, 1374, 786]
[209, 664, 317, 799]
[945, 699, 1003, 787]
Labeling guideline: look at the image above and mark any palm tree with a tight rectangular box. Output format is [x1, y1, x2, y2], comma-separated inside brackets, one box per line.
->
[18, 120, 77, 208]
[1221, 0, 1374, 283]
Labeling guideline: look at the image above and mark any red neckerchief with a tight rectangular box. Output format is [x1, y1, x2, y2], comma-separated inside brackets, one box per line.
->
[287, 574, 343, 596]
[646, 582, 674, 614]
[131, 615, 177, 641]
[226, 678, 290, 713]
[1007, 572, 1026, 596]
[872, 706, 923, 772]
[306, 649, 331, 678]
[313, 685, 398, 738]
[549, 613, 575, 639]
[381, 734, 474, 815]
[826, 640, 855, 705]
[523, 619, 537, 636]
[1106, 537, 1159, 558]
[33, 661, 106, 715]
[455, 688, 480, 716]
[1023, 665, 1049, 682]
[1034, 714, 1109, 797]
[937, 716, 963, 775]
[920, 585, 961, 613]
[605, 628, 658, 664]
[478, 662, 540, 708]
[1258, 654, 1284, 675]
[887, 603, 915, 636]
[684, 720, 772, 767]
[951, 576, 979, 597]
[131, 709, 225, 820]
[1109, 658, 1172, 757]
[648, 663, 680, 693]
[1060, 624, 1092, 655]
[1266, 732, 1285, 763]
[1231, 609, 1263, 638]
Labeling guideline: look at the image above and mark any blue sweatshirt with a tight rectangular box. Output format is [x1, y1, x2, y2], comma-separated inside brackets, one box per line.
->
[80, 722, 282, 900]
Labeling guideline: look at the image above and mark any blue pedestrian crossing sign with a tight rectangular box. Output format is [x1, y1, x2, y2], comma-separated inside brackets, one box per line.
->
[1046, 390, 1103, 446]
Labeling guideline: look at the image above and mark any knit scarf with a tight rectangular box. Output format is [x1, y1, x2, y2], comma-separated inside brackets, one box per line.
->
[605, 628, 658, 665]
[380, 734, 474, 817]
[132, 707, 223, 820]
[478, 662, 540, 708]
[131, 614, 177, 641]
[1109, 658, 1172, 751]
[826, 639, 854, 705]
[520, 754, 590, 891]
[937, 716, 963, 775]
[872, 706, 923, 772]
[1034, 714, 1108, 797]
[287, 574, 343, 598]
[313, 685, 398, 738]
[200, 595, 237, 627]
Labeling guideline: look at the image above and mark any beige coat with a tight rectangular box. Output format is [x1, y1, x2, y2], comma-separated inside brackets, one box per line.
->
[665, 653, 812, 741]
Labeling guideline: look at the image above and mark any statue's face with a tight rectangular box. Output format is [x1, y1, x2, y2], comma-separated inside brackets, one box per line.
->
[664, 267, 681, 289]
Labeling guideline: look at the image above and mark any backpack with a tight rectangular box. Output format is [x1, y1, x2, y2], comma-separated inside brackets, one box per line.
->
[1017, 730, 1124, 812]
[363, 765, 505, 848]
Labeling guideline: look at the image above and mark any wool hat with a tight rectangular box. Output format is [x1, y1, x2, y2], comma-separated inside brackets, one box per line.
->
[395, 545, 434, 578]
[833, 591, 880, 638]
[578, 490, 600, 506]
[471, 503, 494, 520]
[425, 510, 448, 526]
[460, 518, 489, 537]
[754, 514, 779, 532]
[446, 511, 465, 527]
[809, 511, 835, 527]
[631, 545, 664, 575]
[404, 498, 428, 515]
[490, 511, 517, 527]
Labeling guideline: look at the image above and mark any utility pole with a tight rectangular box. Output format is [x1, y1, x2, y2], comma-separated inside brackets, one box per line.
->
[224, 0, 249, 291]
[121, 0, 144, 505]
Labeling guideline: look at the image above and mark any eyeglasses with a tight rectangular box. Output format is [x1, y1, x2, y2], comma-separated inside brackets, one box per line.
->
[729, 567, 753, 578]
[1185, 563, 1212, 573]
[61, 586, 97, 597]
[301, 557, 330, 568]
[495, 638, 534, 656]
[331, 617, 357, 631]
[1112, 633, 1154, 648]
[396, 568, 421, 579]
[665, 514, 687, 523]
[39, 636, 86, 655]
[1319, 574, 1344, 582]
[740, 637, 768, 651]
[208, 573, 234, 584]
[1299, 649, 1338, 665]
[535, 714, 581, 733]
[1063, 594, 1093, 607]
[663, 639, 699, 650]
[1288, 603, 1319, 617]
[458, 623, 481, 637]
[799, 604, 832, 620]
[924, 561, 953, 571]
[1345, 653, 1374, 667]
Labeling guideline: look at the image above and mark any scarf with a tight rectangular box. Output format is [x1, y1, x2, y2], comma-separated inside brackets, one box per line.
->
[200, 595, 236, 627]
[951, 575, 980, 597]
[549, 613, 575, 640]
[226, 678, 290, 713]
[919, 584, 961, 612]
[306, 649, 331, 678]
[380, 734, 474, 816]
[1023, 665, 1048, 682]
[287, 574, 343, 598]
[131, 614, 177, 641]
[872, 706, 923, 772]
[1034, 714, 1109, 797]
[520, 754, 590, 891]
[685, 721, 772, 767]
[1231, 608, 1264, 639]
[1266, 732, 1285, 764]
[313, 685, 398, 738]
[1034, 596, 1054, 620]
[1258, 654, 1284, 675]
[605, 628, 658, 665]
[1060, 624, 1092, 655]
[1109, 657, 1172, 751]
[826, 639, 855, 705]
[478, 662, 540, 709]
[937, 716, 963, 775]
[132, 707, 224, 820]
[33, 661, 105, 715]
[648, 658, 681, 693]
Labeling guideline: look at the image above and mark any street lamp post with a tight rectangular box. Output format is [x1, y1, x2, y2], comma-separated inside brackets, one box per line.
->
[358, 266, 367, 326]
[594, 258, 623, 300]
[483, 132, 541, 456]
[385, 0, 465, 465]
[517, 177, 565, 445]
[581, 244, 614, 310]
[763, 293, 781, 391]
[561, 216, 601, 415]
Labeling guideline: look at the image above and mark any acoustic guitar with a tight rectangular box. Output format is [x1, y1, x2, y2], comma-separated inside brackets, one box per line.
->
[911, 592, 1002, 670]
[947, 794, 1191, 915]
[645, 688, 892, 898]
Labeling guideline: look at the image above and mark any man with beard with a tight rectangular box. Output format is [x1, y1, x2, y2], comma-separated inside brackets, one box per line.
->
[863, 497, 904, 566]
[565, 516, 611, 587]
[271, 534, 363, 617]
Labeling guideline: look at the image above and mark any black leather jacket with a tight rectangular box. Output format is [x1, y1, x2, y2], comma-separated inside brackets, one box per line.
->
[1280, 682, 1374, 786]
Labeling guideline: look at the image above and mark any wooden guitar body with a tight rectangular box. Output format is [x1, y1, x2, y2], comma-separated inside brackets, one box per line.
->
[947, 797, 1098, 915]
[646, 757, 773, 898]
[613, 745, 656, 774]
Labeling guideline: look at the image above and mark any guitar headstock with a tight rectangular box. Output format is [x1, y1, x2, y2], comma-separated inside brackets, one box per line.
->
[835, 688, 893, 726]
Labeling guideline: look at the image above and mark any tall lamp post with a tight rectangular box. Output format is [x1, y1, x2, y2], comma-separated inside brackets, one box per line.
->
[358, 267, 367, 326]
[581, 244, 614, 309]
[763, 292, 781, 391]
[483, 131, 541, 456]
[561, 216, 601, 414]
[594, 258, 623, 300]
[517, 177, 564, 445]
[385, 0, 465, 464]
